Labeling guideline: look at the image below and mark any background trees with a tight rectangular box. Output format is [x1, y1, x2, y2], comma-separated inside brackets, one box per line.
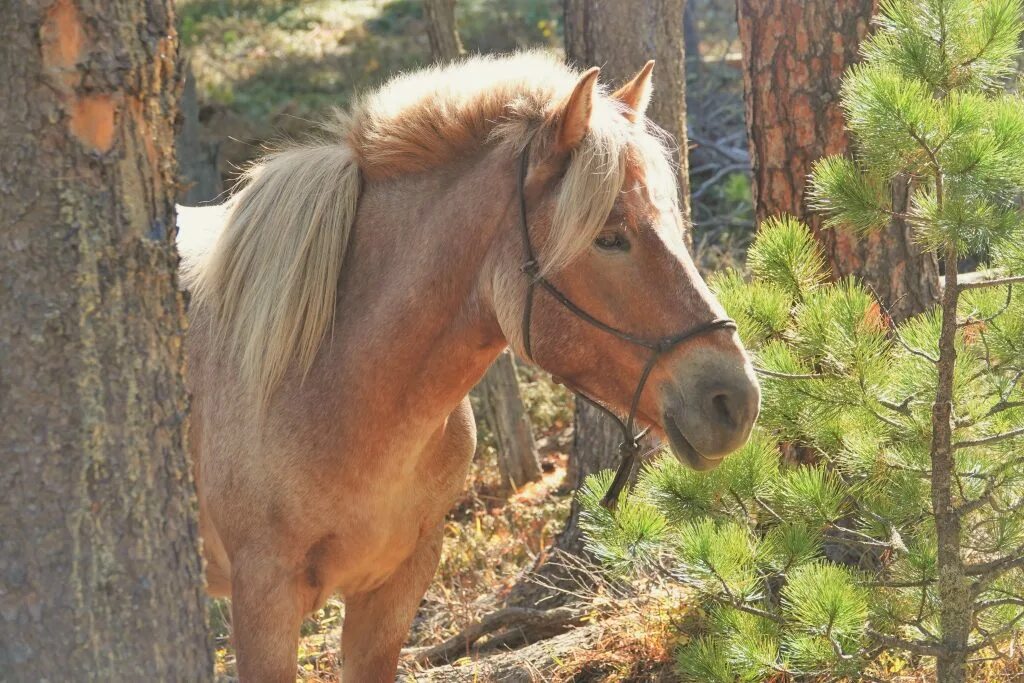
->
[737, 0, 941, 322]
[0, 0, 210, 678]
[422, 0, 543, 496]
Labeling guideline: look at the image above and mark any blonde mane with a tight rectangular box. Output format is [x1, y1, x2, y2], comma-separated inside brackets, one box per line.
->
[188, 51, 676, 406]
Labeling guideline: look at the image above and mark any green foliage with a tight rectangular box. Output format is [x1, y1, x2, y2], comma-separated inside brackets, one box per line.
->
[578, 470, 668, 574]
[771, 467, 848, 527]
[746, 215, 828, 300]
[676, 636, 742, 683]
[584, 1, 1024, 678]
[810, 156, 893, 234]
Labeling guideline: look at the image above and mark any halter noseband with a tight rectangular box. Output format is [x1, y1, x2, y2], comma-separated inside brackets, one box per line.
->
[515, 140, 737, 509]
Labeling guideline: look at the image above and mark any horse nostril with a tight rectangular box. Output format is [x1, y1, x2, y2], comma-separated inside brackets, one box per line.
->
[711, 392, 737, 429]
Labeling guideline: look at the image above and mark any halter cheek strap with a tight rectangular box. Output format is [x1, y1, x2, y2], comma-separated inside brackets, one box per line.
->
[515, 140, 737, 509]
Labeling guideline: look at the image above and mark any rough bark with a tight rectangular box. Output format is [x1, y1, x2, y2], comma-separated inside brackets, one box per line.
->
[737, 0, 940, 321]
[0, 1, 211, 679]
[560, 0, 692, 555]
[477, 353, 543, 494]
[407, 617, 609, 682]
[423, 0, 463, 62]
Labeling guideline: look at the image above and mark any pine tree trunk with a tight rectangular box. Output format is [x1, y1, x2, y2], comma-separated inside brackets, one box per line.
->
[559, 0, 692, 555]
[737, 0, 940, 322]
[177, 65, 223, 205]
[478, 353, 543, 494]
[424, 0, 463, 61]
[932, 248, 970, 683]
[0, 1, 211, 679]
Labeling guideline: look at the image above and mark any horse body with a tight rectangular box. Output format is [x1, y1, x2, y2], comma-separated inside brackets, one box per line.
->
[184, 152, 512, 679]
[179, 53, 760, 682]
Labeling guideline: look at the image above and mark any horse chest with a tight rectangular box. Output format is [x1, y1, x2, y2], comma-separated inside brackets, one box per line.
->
[316, 406, 476, 596]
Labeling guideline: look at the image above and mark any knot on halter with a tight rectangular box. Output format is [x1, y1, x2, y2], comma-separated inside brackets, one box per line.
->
[655, 338, 675, 354]
[618, 439, 642, 457]
[521, 259, 540, 280]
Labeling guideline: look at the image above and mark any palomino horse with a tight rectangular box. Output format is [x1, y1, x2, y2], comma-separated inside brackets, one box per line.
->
[177, 53, 759, 682]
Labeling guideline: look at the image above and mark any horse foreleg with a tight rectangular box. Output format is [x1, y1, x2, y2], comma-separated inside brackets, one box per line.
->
[231, 554, 307, 683]
[341, 524, 443, 682]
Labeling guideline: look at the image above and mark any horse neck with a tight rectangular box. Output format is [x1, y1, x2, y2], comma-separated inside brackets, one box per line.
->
[323, 149, 516, 425]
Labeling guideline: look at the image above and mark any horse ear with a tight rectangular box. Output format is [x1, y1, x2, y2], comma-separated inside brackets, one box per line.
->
[612, 60, 655, 123]
[554, 67, 600, 152]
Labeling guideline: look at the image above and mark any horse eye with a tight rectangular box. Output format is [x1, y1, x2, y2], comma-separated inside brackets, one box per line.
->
[594, 233, 630, 252]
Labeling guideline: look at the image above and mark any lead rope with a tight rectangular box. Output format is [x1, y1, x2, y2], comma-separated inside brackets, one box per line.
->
[515, 139, 736, 509]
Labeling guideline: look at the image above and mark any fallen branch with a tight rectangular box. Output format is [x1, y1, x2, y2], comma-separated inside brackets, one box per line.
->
[405, 605, 588, 667]
[405, 617, 611, 682]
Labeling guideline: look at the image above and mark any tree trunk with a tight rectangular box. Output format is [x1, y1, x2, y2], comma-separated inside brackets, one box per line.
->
[684, 2, 702, 65]
[423, 0, 464, 62]
[565, 0, 692, 227]
[932, 247, 970, 683]
[477, 353, 543, 494]
[560, 0, 692, 554]
[0, 1, 211, 679]
[177, 64, 223, 205]
[737, 0, 940, 322]
[556, 404, 630, 552]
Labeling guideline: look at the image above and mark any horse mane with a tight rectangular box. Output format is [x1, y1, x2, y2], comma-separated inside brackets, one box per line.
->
[188, 51, 675, 407]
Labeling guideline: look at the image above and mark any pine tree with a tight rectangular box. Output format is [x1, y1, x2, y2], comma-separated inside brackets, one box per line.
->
[582, 2, 1024, 681]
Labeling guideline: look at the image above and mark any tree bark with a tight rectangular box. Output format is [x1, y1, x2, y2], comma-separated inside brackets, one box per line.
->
[477, 353, 543, 494]
[932, 246, 970, 683]
[423, 0, 464, 62]
[737, 0, 940, 321]
[0, 1, 211, 679]
[560, 0, 692, 554]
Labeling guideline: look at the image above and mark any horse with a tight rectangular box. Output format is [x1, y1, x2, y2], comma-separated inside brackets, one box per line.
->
[176, 52, 760, 682]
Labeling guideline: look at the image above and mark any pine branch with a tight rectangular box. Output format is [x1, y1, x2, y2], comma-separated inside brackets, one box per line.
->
[975, 597, 1024, 611]
[868, 578, 935, 589]
[953, 425, 1024, 449]
[890, 316, 940, 364]
[958, 283, 1014, 327]
[754, 367, 826, 380]
[966, 545, 1024, 578]
[753, 495, 786, 523]
[966, 610, 1024, 654]
[961, 274, 1024, 289]
[878, 394, 916, 416]
[983, 399, 1024, 417]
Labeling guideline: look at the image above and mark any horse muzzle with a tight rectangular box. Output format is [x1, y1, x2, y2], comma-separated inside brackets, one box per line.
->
[661, 352, 760, 470]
